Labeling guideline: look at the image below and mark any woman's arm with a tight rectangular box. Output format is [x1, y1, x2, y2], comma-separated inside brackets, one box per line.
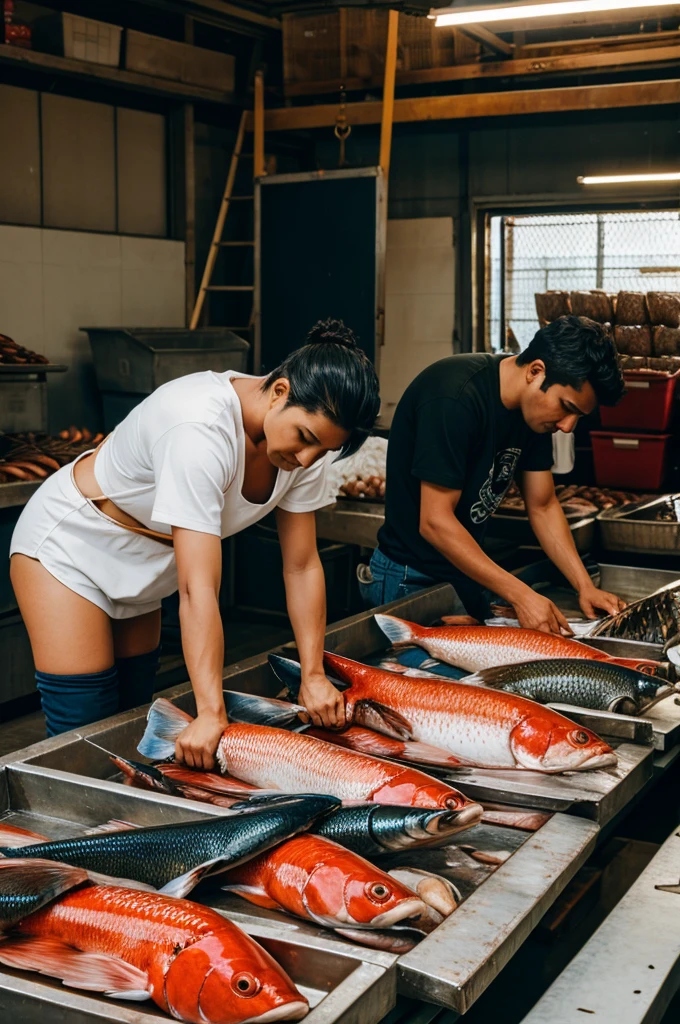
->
[276, 508, 345, 729]
[173, 527, 228, 769]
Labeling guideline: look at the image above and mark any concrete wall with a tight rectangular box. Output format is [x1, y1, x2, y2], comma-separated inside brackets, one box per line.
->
[381, 216, 455, 423]
[0, 226, 185, 431]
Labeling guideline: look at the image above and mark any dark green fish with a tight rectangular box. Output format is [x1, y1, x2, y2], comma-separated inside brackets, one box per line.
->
[315, 804, 466, 858]
[0, 795, 339, 899]
[462, 658, 674, 714]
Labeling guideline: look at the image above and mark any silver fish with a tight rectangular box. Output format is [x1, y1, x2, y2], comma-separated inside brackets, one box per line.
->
[592, 580, 680, 645]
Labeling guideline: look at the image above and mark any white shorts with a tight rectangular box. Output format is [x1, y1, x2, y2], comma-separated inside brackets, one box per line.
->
[10, 456, 178, 620]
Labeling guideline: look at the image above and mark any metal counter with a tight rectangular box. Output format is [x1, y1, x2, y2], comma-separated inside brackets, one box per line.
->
[521, 824, 680, 1024]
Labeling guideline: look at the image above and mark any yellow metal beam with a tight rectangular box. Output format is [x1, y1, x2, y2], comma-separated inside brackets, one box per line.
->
[379, 10, 399, 180]
[254, 69, 265, 179]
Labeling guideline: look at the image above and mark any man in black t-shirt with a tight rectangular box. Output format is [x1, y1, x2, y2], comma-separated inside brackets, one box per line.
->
[363, 316, 626, 632]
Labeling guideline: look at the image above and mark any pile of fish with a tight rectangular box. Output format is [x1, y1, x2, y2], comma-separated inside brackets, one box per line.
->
[0, 784, 464, 1021]
[591, 579, 680, 646]
[374, 614, 675, 715]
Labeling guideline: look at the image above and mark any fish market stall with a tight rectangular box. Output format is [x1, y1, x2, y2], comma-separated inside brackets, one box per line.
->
[598, 494, 680, 555]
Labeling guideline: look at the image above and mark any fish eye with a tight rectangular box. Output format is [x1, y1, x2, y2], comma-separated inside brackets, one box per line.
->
[366, 881, 392, 903]
[570, 730, 590, 746]
[232, 972, 262, 997]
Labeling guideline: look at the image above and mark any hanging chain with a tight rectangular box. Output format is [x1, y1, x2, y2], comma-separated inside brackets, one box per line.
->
[334, 88, 351, 168]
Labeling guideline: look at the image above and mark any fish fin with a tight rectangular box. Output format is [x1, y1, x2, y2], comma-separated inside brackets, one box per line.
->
[137, 698, 192, 761]
[0, 936, 150, 999]
[159, 856, 236, 899]
[419, 658, 443, 671]
[387, 867, 460, 916]
[0, 859, 90, 927]
[397, 741, 463, 768]
[268, 654, 349, 698]
[333, 928, 419, 953]
[83, 819, 139, 836]
[0, 822, 48, 848]
[354, 699, 414, 741]
[655, 884, 680, 894]
[224, 690, 307, 731]
[373, 614, 419, 648]
[221, 883, 281, 910]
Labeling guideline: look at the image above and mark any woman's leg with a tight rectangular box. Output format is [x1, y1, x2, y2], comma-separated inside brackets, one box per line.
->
[11, 553, 114, 673]
[111, 609, 162, 712]
[10, 554, 118, 735]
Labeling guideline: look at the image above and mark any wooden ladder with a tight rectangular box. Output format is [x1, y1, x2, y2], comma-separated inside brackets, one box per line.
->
[189, 110, 254, 331]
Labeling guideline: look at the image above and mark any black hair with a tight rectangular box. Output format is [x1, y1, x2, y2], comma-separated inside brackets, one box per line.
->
[262, 319, 380, 459]
[516, 315, 625, 406]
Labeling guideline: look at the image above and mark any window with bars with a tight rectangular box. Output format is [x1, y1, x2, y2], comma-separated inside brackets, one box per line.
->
[488, 210, 680, 352]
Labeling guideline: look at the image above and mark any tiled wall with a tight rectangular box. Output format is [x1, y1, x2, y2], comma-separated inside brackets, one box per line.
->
[0, 225, 185, 431]
[380, 217, 455, 423]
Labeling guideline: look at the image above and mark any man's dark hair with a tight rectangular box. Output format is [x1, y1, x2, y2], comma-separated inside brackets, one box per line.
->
[516, 315, 625, 407]
[262, 319, 380, 459]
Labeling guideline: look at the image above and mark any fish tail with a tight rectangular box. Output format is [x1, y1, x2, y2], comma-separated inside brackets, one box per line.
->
[137, 698, 193, 761]
[224, 690, 306, 730]
[374, 614, 420, 648]
[0, 822, 49, 849]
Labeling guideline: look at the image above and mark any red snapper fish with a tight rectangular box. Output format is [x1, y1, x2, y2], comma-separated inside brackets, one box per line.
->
[139, 699, 483, 820]
[0, 858, 308, 1023]
[222, 834, 441, 952]
[374, 614, 660, 674]
[269, 654, 617, 773]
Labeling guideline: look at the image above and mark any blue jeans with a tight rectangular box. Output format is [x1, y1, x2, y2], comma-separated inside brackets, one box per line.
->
[358, 548, 437, 609]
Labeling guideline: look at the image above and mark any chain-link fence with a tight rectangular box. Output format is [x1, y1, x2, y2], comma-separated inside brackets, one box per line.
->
[488, 210, 680, 351]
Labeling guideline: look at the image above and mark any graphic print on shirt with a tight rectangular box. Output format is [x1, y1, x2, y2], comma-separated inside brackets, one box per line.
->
[470, 448, 522, 524]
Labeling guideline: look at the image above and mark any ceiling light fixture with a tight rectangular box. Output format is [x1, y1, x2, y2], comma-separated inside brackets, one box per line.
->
[432, 0, 679, 27]
[577, 172, 680, 184]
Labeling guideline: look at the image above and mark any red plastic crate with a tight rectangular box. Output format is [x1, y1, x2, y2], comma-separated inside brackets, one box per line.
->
[600, 372, 677, 432]
[590, 430, 671, 490]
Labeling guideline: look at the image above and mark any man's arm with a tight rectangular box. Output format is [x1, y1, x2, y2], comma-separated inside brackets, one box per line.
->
[518, 470, 625, 618]
[276, 507, 345, 729]
[420, 481, 572, 634]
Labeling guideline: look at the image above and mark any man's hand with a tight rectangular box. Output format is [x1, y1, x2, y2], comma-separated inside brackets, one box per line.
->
[298, 672, 346, 730]
[175, 710, 228, 771]
[511, 585, 574, 636]
[579, 586, 626, 620]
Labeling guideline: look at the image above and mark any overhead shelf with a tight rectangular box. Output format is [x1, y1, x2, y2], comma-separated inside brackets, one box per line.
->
[0, 42, 238, 106]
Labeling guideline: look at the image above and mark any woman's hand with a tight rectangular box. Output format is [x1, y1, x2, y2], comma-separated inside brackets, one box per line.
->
[298, 672, 346, 730]
[175, 710, 228, 771]
[578, 585, 626, 620]
[511, 585, 573, 636]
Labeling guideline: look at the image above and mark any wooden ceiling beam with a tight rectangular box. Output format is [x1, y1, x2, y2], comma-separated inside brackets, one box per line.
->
[460, 24, 513, 56]
[285, 42, 680, 94]
[256, 76, 680, 131]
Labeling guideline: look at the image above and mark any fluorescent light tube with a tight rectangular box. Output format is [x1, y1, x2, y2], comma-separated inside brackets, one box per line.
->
[578, 172, 680, 184]
[433, 0, 680, 27]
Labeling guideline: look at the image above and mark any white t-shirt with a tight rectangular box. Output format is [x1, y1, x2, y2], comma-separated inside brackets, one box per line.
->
[95, 370, 335, 537]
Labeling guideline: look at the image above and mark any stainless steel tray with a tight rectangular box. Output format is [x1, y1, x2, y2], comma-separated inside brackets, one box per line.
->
[0, 758, 598, 1017]
[316, 499, 385, 549]
[598, 495, 680, 554]
[0, 762, 397, 1024]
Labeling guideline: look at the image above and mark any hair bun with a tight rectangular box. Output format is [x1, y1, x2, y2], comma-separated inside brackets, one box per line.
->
[307, 318, 358, 350]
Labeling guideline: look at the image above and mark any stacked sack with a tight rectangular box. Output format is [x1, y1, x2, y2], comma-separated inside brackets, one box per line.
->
[535, 289, 680, 372]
